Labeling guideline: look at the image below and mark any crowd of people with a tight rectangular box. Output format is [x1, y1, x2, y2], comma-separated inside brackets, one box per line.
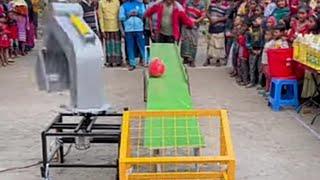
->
[83, 0, 205, 70]
[0, 0, 40, 67]
[207, 0, 320, 98]
[3, 0, 320, 99]
[81, 0, 320, 88]
[93, 0, 320, 97]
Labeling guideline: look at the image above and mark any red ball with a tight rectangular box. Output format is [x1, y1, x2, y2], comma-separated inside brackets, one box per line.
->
[149, 58, 165, 77]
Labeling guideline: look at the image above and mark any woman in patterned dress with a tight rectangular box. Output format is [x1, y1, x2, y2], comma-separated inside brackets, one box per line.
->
[180, 0, 206, 67]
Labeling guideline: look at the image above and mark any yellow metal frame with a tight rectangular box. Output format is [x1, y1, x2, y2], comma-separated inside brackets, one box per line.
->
[119, 110, 236, 180]
[69, 14, 91, 36]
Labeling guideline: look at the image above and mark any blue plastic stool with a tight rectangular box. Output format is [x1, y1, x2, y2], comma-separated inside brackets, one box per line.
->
[268, 78, 299, 111]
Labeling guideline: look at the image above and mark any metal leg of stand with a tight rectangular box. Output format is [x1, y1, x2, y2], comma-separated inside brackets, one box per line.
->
[297, 95, 318, 113]
[297, 73, 320, 113]
[310, 73, 320, 125]
[116, 132, 121, 180]
[311, 73, 320, 95]
[57, 115, 64, 163]
[145, 46, 150, 64]
[41, 131, 48, 178]
[86, 117, 97, 132]
[311, 112, 320, 125]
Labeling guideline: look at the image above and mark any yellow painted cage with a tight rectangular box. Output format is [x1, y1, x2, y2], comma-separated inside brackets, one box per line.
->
[119, 110, 236, 180]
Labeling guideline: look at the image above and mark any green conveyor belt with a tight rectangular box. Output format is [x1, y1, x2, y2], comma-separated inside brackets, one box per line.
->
[144, 43, 204, 149]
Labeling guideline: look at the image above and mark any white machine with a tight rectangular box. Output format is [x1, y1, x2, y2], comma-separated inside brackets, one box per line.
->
[36, 3, 121, 179]
[36, 2, 109, 113]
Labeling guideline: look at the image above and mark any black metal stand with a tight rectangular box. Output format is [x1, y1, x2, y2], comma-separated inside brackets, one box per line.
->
[310, 73, 320, 125]
[297, 73, 320, 125]
[40, 111, 122, 179]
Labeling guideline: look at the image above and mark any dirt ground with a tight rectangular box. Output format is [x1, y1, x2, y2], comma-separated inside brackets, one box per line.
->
[1, 35, 320, 180]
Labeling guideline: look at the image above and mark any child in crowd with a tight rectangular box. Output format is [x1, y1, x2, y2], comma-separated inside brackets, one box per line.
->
[14, 5, 29, 56]
[309, 14, 320, 34]
[8, 10, 18, 58]
[237, 23, 250, 86]
[287, 6, 310, 43]
[229, 16, 242, 77]
[246, 16, 264, 88]
[225, 0, 238, 60]
[0, 14, 10, 66]
[266, 16, 277, 29]
[258, 29, 273, 96]
[271, 0, 290, 22]
[270, 23, 289, 48]
[254, 4, 264, 18]
[289, 0, 300, 15]
[248, 0, 259, 20]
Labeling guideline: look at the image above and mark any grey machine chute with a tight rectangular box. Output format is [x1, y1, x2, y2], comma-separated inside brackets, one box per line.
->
[36, 2, 109, 113]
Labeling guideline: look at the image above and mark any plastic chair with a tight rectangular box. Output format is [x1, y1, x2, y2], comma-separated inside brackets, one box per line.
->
[268, 78, 299, 111]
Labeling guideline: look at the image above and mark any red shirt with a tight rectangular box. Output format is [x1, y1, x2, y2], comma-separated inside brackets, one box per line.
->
[287, 19, 310, 42]
[0, 24, 11, 48]
[238, 35, 249, 59]
[0, 23, 10, 35]
[8, 24, 18, 40]
[177, 0, 187, 7]
[185, 0, 206, 22]
[144, 1, 194, 41]
[288, 0, 299, 15]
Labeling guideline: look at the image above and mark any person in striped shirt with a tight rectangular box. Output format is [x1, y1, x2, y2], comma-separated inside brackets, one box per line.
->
[180, 0, 206, 67]
[79, 0, 99, 35]
[205, 0, 231, 66]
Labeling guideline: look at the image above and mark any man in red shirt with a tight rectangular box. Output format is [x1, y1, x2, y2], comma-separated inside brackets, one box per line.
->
[144, 0, 194, 43]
